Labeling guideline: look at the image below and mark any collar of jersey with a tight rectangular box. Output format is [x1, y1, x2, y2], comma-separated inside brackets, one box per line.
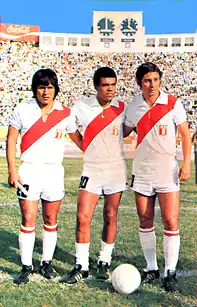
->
[139, 90, 168, 107]
[89, 96, 120, 108]
[29, 98, 64, 111]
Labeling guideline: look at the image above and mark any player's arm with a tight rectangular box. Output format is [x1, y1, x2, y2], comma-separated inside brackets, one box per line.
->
[67, 105, 83, 150]
[123, 124, 133, 138]
[68, 130, 83, 150]
[123, 101, 136, 138]
[6, 125, 21, 188]
[177, 121, 191, 181]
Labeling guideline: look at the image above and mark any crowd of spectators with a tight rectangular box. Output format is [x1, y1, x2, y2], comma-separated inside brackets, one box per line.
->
[0, 41, 197, 130]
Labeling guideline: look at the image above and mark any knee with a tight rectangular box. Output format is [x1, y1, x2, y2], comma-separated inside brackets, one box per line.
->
[43, 213, 57, 226]
[163, 217, 179, 231]
[104, 210, 117, 226]
[22, 213, 36, 227]
[77, 212, 91, 229]
[139, 216, 154, 229]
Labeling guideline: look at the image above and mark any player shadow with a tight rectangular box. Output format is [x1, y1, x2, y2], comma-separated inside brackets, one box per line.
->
[0, 230, 19, 276]
[0, 230, 75, 277]
[112, 253, 145, 271]
[85, 274, 193, 307]
[85, 280, 190, 307]
[84, 252, 195, 304]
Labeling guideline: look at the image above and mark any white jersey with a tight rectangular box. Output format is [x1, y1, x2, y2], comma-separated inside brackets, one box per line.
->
[9, 99, 77, 164]
[73, 96, 127, 165]
[125, 90, 187, 180]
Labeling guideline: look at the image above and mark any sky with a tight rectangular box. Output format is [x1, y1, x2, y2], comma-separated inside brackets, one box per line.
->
[1, 0, 197, 35]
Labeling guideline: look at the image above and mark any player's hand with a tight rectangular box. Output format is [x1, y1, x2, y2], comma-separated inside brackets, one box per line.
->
[8, 171, 22, 188]
[178, 162, 191, 181]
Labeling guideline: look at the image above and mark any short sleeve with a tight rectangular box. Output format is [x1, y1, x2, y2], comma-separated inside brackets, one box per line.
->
[9, 105, 22, 130]
[124, 101, 136, 128]
[66, 108, 78, 133]
[173, 99, 187, 125]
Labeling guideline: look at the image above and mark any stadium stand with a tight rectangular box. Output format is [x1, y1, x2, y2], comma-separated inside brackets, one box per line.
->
[0, 41, 197, 132]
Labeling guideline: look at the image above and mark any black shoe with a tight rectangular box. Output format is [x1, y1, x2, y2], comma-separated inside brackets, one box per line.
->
[14, 265, 33, 285]
[39, 261, 57, 279]
[163, 270, 177, 292]
[64, 264, 89, 284]
[96, 261, 110, 280]
[141, 269, 160, 284]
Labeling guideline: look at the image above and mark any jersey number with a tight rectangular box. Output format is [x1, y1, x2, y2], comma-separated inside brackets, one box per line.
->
[17, 184, 29, 198]
[130, 175, 135, 188]
[79, 176, 89, 189]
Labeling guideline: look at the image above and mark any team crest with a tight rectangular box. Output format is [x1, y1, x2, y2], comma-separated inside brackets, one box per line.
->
[159, 125, 168, 136]
[112, 126, 119, 136]
[55, 129, 64, 139]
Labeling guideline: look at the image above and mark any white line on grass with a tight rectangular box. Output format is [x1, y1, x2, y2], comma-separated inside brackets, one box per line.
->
[1, 203, 197, 210]
[0, 203, 197, 211]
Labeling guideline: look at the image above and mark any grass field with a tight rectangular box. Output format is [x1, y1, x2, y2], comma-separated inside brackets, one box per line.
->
[0, 157, 196, 307]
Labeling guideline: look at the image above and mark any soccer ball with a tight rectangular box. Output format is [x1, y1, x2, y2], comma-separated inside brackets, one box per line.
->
[111, 264, 141, 294]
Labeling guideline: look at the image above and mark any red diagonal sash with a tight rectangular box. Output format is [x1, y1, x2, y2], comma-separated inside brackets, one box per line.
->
[137, 95, 177, 147]
[82, 101, 124, 152]
[20, 106, 71, 154]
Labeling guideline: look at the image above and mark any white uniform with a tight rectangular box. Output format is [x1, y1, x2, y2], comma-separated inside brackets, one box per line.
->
[9, 99, 77, 200]
[73, 96, 127, 195]
[125, 90, 187, 196]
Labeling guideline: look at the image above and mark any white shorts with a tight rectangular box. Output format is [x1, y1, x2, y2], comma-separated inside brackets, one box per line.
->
[131, 160, 180, 196]
[17, 162, 64, 201]
[79, 161, 128, 195]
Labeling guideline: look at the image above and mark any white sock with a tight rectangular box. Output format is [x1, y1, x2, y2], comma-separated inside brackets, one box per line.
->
[41, 224, 58, 263]
[75, 242, 90, 271]
[164, 229, 180, 277]
[19, 225, 36, 266]
[98, 240, 114, 265]
[139, 227, 158, 271]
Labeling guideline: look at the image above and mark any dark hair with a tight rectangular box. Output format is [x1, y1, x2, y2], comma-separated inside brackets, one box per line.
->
[31, 68, 60, 99]
[93, 67, 117, 87]
[136, 62, 163, 87]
